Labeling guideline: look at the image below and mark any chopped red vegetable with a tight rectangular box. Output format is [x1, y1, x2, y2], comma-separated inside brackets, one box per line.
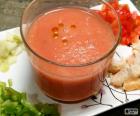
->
[98, 0, 140, 45]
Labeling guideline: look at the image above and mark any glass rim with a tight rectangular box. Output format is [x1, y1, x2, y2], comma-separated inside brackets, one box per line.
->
[20, 0, 122, 67]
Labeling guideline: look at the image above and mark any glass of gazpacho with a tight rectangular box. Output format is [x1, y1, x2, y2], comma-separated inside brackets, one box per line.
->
[20, 0, 121, 103]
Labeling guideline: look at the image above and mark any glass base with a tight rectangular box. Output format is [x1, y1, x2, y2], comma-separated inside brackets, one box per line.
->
[40, 87, 100, 104]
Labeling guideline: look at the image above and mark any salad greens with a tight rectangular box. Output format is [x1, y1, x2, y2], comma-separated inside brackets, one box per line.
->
[0, 80, 60, 116]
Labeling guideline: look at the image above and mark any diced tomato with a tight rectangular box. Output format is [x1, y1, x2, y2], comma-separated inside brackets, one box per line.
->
[97, 0, 140, 46]
[135, 16, 140, 26]
[130, 31, 139, 43]
[135, 26, 140, 35]
[132, 11, 138, 19]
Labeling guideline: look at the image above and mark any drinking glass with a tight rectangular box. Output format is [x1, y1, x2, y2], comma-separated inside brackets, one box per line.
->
[20, 0, 121, 103]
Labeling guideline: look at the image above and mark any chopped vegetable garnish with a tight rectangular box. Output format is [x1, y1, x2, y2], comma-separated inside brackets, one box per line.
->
[0, 35, 24, 72]
[98, 0, 140, 45]
[0, 80, 60, 116]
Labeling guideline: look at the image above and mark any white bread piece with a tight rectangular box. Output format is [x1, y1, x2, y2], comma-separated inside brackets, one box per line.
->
[131, 40, 140, 51]
[109, 45, 132, 74]
[130, 64, 140, 78]
[110, 42, 140, 90]
[110, 65, 130, 87]
[108, 58, 126, 74]
[123, 77, 140, 91]
[110, 64, 140, 88]
[133, 51, 140, 65]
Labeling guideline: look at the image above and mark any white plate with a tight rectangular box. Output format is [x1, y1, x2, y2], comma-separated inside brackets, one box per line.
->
[0, 0, 140, 116]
